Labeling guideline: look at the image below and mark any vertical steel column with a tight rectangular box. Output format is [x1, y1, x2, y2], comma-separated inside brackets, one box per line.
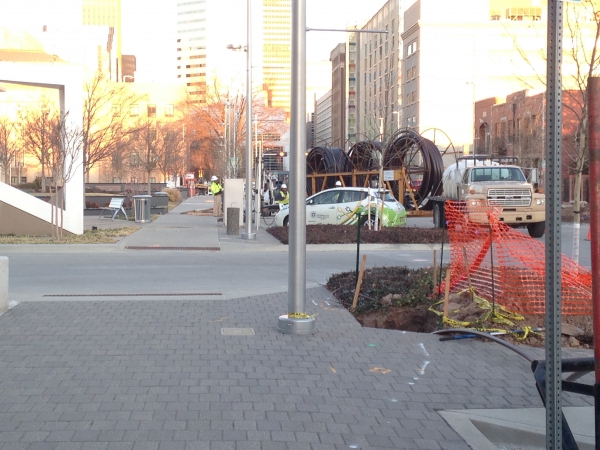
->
[277, 0, 315, 335]
[242, 0, 256, 241]
[545, 1, 563, 448]
[587, 76, 600, 450]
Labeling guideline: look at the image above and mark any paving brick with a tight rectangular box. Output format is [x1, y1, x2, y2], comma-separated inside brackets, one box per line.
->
[0, 291, 592, 450]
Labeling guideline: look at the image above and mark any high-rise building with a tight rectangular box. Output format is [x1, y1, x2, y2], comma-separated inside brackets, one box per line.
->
[176, 0, 207, 104]
[330, 43, 347, 148]
[355, 0, 403, 141]
[262, 0, 291, 118]
[82, 0, 122, 80]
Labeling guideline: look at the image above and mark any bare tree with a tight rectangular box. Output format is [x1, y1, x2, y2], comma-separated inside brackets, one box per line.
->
[19, 98, 59, 193]
[46, 113, 83, 239]
[82, 72, 146, 181]
[128, 118, 159, 194]
[508, 1, 600, 262]
[0, 118, 22, 184]
[155, 121, 184, 182]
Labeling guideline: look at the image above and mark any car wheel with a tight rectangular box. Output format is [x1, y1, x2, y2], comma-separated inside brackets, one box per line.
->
[283, 216, 289, 227]
[527, 221, 545, 238]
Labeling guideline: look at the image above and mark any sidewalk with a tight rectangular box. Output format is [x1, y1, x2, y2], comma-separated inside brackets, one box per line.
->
[0, 195, 594, 450]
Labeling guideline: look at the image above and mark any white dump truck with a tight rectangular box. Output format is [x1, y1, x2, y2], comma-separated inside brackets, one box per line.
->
[429, 156, 546, 238]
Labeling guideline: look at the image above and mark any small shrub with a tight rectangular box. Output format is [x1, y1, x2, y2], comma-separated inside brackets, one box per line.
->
[91, 202, 100, 208]
[104, 201, 110, 207]
[163, 188, 182, 204]
[85, 201, 91, 208]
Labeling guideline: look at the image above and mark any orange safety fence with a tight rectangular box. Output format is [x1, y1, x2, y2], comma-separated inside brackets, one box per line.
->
[441, 200, 592, 315]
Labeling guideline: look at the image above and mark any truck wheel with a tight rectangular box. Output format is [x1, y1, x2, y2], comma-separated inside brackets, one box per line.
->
[433, 203, 443, 228]
[527, 221, 545, 238]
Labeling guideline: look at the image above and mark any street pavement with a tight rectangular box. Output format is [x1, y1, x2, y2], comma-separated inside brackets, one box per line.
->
[0, 195, 594, 450]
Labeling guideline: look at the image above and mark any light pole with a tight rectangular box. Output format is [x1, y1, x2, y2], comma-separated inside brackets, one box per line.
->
[241, 0, 255, 240]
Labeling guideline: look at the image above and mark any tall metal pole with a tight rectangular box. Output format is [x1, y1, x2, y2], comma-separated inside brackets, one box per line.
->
[586, 76, 600, 450]
[277, 0, 315, 334]
[545, 1, 563, 448]
[242, 0, 256, 240]
[254, 114, 261, 230]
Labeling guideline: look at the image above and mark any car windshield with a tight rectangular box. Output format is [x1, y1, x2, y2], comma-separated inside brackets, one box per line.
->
[470, 167, 526, 182]
[372, 191, 396, 202]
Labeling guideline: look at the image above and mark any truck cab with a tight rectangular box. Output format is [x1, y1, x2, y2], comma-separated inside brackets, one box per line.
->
[432, 156, 545, 238]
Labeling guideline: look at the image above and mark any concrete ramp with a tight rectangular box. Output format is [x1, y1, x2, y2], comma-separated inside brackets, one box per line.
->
[0, 182, 78, 236]
[440, 407, 594, 450]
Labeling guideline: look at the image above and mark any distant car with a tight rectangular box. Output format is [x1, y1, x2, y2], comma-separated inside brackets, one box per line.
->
[273, 187, 407, 227]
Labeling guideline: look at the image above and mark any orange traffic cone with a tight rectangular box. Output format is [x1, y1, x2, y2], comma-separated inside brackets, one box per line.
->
[586, 228, 591, 241]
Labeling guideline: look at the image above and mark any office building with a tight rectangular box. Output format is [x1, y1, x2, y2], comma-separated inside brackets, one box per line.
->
[177, 0, 207, 104]
[262, 0, 292, 118]
[82, 0, 122, 80]
[354, 0, 403, 142]
[330, 43, 347, 148]
[399, 0, 599, 158]
[314, 90, 332, 147]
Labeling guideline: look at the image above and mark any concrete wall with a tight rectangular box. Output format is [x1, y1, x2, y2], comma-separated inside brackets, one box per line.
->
[0, 201, 71, 236]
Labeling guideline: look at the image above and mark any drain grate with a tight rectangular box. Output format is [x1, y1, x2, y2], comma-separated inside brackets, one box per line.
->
[221, 328, 255, 336]
[43, 292, 222, 297]
[125, 246, 220, 251]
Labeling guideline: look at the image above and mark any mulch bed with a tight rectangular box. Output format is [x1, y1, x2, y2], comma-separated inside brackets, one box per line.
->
[267, 224, 448, 245]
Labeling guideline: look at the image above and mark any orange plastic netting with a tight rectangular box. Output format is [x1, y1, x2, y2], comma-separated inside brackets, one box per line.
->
[441, 201, 592, 315]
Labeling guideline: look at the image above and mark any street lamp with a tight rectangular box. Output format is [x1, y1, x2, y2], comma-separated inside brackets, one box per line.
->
[242, 0, 255, 239]
[226, 4, 255, 239]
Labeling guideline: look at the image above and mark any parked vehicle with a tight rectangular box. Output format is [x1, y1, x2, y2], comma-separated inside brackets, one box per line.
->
[429, 156, 546, 238]
[273, 187, 407, 227]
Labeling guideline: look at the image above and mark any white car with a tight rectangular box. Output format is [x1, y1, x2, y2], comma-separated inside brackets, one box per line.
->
[273, 187, 407, 227]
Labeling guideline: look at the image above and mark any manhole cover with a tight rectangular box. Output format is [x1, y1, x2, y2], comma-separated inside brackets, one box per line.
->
[221, 328, 255, 336]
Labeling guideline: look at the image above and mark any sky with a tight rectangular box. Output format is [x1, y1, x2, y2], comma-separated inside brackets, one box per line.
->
[0, 0, 389, 102]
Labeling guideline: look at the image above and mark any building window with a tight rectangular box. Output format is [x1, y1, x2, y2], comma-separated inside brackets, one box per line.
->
[130, 153, 140, 167]
[150, 177, 156, 183]
[165, 104, 174, 117]
[130, 105, 139, 116]
[147, 105, 156, 117]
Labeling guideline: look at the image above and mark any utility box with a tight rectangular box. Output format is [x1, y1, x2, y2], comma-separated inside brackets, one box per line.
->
[223, 178, 244, 227]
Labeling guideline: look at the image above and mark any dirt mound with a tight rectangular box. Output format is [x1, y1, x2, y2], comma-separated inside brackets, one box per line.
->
[327, 266, 594, 349]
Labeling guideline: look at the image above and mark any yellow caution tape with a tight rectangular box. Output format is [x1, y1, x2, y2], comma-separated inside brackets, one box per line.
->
[429, 287, 531, 337]
[288, 312, 315, 319]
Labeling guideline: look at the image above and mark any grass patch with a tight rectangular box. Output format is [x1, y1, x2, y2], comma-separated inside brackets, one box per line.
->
[0, 227, 139, 244]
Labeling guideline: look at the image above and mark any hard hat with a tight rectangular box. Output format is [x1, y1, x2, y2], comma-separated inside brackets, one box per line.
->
[211, 175, 218, 181]
[335, 181, 342, 187]
[281, 184, 287, 189]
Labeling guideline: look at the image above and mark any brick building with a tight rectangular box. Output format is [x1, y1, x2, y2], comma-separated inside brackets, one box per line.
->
[474, 89, 588, 202]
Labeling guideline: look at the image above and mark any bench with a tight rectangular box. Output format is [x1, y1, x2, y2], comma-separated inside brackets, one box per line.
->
[98, 197, 128, 221]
